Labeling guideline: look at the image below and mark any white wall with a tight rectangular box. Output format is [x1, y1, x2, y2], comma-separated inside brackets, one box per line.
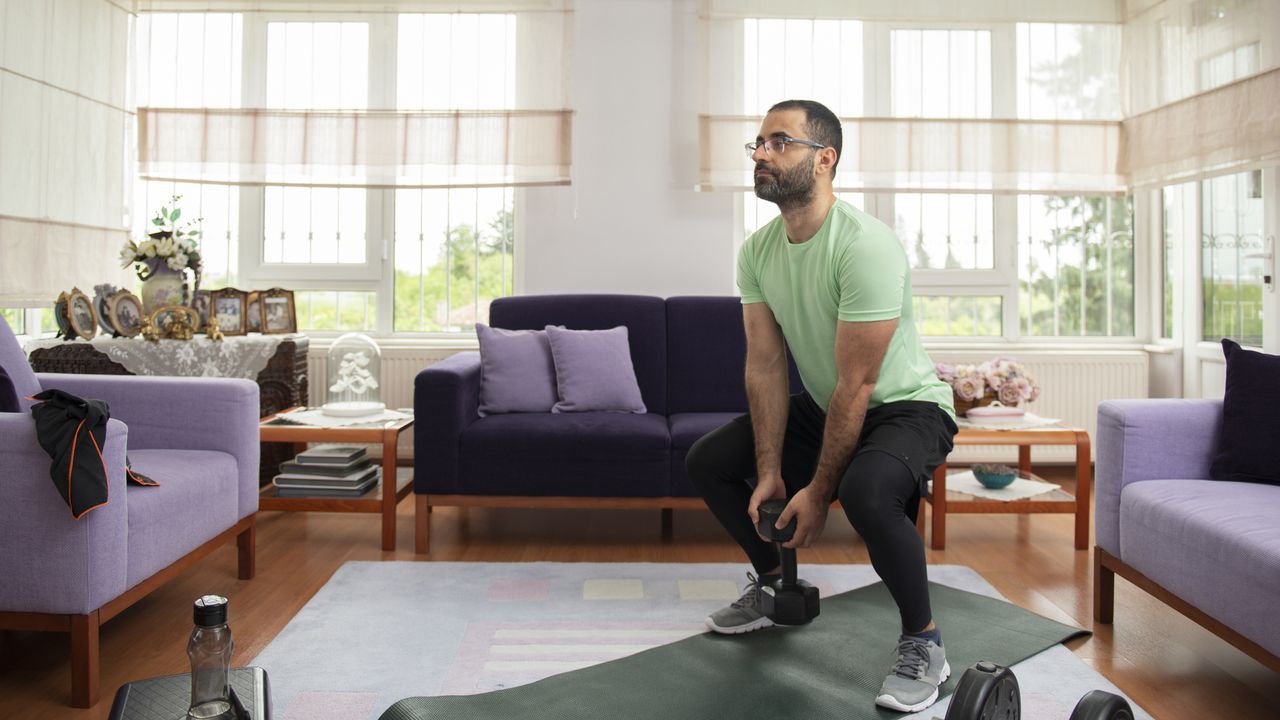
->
[519, 0, 739, 297]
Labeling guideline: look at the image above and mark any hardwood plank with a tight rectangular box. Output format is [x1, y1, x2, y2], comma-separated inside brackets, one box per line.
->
[0, 466, 1276, 720]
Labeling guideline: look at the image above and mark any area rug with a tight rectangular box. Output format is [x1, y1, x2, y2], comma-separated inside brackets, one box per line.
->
[251, 562, 1152, 720]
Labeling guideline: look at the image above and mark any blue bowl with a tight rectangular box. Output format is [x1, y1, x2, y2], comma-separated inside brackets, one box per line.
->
[972, 464, 1017, 489]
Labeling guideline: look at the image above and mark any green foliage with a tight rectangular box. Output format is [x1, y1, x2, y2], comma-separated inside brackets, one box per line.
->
[1020, 196, 1135, 337]
[394, 209, 514, 332]
[296, 291, 377, 332]
[0, 308, 23, 334]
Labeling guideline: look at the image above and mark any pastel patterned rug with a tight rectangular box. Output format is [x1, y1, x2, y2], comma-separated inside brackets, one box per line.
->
[250, 562, 1151, 720]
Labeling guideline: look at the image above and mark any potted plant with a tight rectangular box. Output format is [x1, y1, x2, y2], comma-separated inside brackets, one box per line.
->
[120, 196, 203, 314]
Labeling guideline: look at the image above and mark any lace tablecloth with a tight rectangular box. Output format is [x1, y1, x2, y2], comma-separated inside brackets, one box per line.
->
[25, 335, 298, 380]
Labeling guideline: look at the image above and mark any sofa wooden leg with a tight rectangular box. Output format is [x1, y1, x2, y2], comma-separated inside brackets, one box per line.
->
[1094, 547, 1114, 624]
[70, 611, 100, 708]
[416, 495, 430, 555]
[661, 508, 673, 540]
[237, 520, 256, 580]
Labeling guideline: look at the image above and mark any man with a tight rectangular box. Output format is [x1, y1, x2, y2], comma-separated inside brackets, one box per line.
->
[685, 99, 957, 714]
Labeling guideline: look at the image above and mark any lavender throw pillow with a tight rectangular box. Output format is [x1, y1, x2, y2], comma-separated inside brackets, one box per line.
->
[475, 324, 558, 416]
[544, 325, 646, 414]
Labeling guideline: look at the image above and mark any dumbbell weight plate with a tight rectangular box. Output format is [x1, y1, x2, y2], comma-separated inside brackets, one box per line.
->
[1068, 690, 1134, 720]
[943, 662, 1020, 720]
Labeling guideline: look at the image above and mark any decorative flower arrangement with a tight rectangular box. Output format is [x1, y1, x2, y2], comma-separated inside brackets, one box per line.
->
[935, 357, 1040, 410]
[119, 196, 203, 281]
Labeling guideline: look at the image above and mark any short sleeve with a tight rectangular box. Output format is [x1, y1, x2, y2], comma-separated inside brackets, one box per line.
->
[736, 236, 765, 304]
[836, 230, 906, 322]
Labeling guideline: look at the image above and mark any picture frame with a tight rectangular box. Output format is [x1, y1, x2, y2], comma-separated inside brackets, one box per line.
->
[66, 287, 97, 341]
[246, 291, 263, 333]
[106, 290, 145, 338]
[260, 288, 297, 335]
[93, 284, 119, 336]
[191, 289, 212, 332]
[150, 304, 200, 340]
[209, 287, 249, 336]
[53, 291, 73, 339]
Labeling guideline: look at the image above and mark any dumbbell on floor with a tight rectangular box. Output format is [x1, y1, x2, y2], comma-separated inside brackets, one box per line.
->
[937, 662, 1135, 720]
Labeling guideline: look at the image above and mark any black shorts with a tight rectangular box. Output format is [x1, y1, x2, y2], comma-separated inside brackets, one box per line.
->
[732, 392, 958, 498]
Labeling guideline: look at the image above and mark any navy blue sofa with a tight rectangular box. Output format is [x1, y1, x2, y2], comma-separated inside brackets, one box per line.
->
[412, 294, 800, 553]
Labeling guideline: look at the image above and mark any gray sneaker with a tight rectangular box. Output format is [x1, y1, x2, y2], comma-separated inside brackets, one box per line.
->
[704, 573, 776, 635]
[875, 636, 951, 713]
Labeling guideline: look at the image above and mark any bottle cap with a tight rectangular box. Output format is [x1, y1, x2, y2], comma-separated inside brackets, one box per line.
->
[193, 595, 228, 626]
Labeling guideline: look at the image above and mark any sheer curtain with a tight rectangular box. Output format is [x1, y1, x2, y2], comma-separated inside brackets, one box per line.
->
[134, 0, 573, 190]
[0, 0, 134, 306]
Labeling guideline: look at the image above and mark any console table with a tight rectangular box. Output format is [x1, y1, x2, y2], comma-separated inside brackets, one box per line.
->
[914, 426, 1092, 551]
[27, 335, 309, 486]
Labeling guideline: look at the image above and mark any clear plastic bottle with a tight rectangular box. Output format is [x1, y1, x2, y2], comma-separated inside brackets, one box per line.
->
[187, 595, 235, 720]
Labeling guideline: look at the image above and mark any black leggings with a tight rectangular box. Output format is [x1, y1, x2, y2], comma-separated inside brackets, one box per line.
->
[686, 394, 952, 633]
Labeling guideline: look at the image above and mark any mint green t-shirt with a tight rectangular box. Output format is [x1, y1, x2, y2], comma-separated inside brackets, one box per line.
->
[737, 199, 954, 418]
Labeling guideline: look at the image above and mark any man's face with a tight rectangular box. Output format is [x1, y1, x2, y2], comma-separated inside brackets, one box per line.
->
[752, 109, 818, 208]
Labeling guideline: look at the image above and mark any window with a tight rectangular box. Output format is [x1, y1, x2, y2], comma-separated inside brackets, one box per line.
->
[893, 194, 994, 270]
[913, 296, 1003, 337]
[1016, 23, 1121, 120]
[1, 308, 23, 335]
[1161, 182, 1195, 339]
[1199, 42, 1260, 92]
[891, 29, 990, 119]
[1202, 170, 1264, 345]
[1019, 195, 1134, 337]
[135, 10, 534, 335]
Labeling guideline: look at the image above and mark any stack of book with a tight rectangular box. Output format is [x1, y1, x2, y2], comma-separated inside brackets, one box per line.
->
[272, 445, 379, 497]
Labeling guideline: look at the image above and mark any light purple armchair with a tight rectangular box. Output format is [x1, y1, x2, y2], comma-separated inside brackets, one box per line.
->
[1094, 399, 1280, 673]
[0, 317, 260, 707]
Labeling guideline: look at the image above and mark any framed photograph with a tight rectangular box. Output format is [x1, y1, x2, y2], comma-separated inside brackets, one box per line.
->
[150, 305, 199, 339]
[93, 284, 119, 336]
[106, 290, 145, 337]
[246, 291, 263, 333]
[210, 287, 249, 336]
[261, 288, 297, 334]
[53, 292, 73, 339]
[67, 287, 97, 340]
[191, 290, 212, 332]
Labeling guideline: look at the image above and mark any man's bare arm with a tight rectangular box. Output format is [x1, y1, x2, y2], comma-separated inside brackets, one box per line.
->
[807, 318, 898, 499]
[743, 303, 790, 526]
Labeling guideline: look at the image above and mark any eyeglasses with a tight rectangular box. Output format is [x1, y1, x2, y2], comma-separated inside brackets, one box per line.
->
[744, 136, 826, 157]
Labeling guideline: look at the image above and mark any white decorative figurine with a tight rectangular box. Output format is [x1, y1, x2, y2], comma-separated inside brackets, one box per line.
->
[321, 333, 386, 416]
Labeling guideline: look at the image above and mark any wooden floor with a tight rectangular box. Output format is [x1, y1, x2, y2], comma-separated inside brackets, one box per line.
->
[1, 466, 1276, 719]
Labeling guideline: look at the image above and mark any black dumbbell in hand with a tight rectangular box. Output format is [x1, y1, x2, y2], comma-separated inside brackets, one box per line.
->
[755, 499, 820, 625]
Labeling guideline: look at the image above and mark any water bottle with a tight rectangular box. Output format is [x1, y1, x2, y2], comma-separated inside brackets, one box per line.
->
[187, 595, 235, 720]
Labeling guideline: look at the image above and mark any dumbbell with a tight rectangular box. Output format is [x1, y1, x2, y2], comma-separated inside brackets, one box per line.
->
[938, 661, 1135, 720]
[754, 499, 820, 625]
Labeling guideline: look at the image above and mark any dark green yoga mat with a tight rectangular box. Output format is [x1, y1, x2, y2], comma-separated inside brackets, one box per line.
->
[380, 581, 1088, 720]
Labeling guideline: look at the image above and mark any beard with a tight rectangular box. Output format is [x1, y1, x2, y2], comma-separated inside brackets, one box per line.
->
[754, 154, 816, 211]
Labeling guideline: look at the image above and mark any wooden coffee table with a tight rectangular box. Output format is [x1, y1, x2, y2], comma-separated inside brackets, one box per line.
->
[915, 426, 1092, 551]
[259, 408, 415, 551]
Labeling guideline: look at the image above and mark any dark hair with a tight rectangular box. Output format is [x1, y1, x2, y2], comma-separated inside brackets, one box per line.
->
[768, 99, 842, 179]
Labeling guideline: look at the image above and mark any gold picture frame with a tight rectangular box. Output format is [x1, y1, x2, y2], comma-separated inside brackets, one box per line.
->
[66, 287, 97, 341]
[260, 288, 297, 335]
[209, 288, 249, 336]
[105, 290, 145, 338]
[246, 291, 263, 333]
[150, 305, 200, 340]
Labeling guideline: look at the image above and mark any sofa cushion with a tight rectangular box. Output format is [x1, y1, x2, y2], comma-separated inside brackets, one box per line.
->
[668, 412, 741, 496]
[666, 296, 803, 414]
[125, 449, 240, 589]
[458, 412, 670, 496]
[1119, 478, 1280, 658]
[490, 295, 667, 414]
[545, 325, 646, 414]
[1211, 339, 1280, 486]
[475, 324, 558, 416]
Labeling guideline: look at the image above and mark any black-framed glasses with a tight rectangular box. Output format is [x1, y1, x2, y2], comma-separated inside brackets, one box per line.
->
[744, 136, 826, 157]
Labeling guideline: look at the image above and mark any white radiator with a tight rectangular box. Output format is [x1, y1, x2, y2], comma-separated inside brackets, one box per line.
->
[309, 347, 1149, 465]
[928, 350, 1149, 464]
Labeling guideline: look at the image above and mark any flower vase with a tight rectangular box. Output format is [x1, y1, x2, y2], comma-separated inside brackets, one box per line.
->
[953, 392, 999, 418]
[141, 263, 187, 315]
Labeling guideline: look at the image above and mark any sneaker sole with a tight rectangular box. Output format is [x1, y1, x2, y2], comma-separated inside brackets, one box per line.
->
[873, 660, 951, 713]
[704, 615, 775, 635]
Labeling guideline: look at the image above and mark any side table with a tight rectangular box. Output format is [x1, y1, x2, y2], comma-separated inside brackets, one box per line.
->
[914, 426, 1092, 551]
[259, 409, 415, 551]
[109, 666, 269, 720]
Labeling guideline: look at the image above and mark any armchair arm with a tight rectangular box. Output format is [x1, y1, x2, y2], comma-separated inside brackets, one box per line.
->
[413, 352, 481, 494]
[36, 374, 261, 519]
[0, 414, 130, 615]
[1095, 399, 1222, 555]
